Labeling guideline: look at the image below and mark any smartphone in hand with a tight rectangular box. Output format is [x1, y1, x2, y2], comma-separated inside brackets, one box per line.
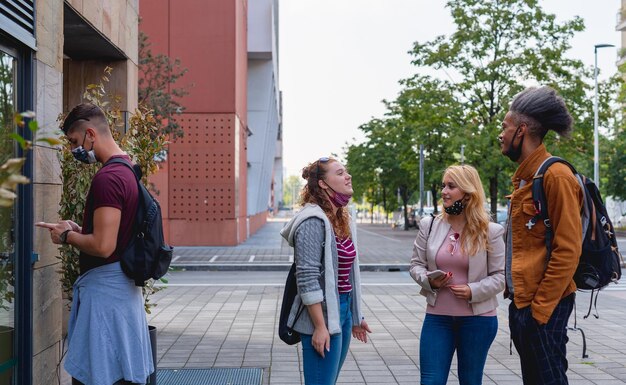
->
[426, 270, 450, 279]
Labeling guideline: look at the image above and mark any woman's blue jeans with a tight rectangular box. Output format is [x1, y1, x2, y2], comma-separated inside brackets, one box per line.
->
[301, 293, 352, 385]
[419, 313, 497, 385]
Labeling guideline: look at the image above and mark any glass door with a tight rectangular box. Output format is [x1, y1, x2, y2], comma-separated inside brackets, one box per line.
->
[0, 48, 17, 385]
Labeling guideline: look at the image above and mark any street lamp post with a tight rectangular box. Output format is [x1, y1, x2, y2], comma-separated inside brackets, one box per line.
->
[460, 144, 465, 164]
[594, 43, 615, 188]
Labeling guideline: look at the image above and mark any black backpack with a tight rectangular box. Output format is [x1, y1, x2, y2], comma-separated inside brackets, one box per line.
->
[530, 157, 622, 315]
[102, 158, 173, 286]
[278, 263, 306, 345]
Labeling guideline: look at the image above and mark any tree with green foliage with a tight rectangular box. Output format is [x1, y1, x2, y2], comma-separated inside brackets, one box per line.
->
[386, 75, 464, 213]
[605, 129, 626, 201]
[283, 175, 303, 208]
[408, 0, 588, 215]
[605, 68, 626, 201]
[346, 118, 417, 230]
[138, 31, 189, 139]
[344, 141, 389, 221]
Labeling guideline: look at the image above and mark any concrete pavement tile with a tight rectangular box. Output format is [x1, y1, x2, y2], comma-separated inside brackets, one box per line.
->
[393, 377, 419, 385]
[381, 356, 416, 365]
[157, 360, 187, 367]
[360, 375, 398, 383]
[386, 365, 419, 377]
[242, 361, 270, 367]
[478, 381, 520, 385]
[485, 374, 522, 382]
[148, 275, 626, 385]
[336, 371, 365, 383]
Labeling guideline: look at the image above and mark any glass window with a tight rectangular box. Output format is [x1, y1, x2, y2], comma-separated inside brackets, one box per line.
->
[0, 49, 17, 385]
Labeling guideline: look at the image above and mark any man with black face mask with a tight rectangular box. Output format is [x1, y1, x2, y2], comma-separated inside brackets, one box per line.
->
[499, 87, 583, 385]
[36, 103, 154, 385]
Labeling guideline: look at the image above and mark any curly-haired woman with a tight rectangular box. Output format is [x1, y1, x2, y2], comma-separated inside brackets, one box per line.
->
[280, 157, 371, 385]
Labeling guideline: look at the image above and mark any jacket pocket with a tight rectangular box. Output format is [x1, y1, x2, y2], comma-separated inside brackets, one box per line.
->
[521, 203, 546, 239]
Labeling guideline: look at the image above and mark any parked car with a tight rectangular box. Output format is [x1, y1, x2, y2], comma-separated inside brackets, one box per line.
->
[411, 207, 435, 229]
[407, 209, 419, 228]
[616, 214, 625, 229]
[496, 209, 508, 226]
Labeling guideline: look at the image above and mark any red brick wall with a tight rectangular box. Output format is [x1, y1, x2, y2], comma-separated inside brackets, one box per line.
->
[142, 0, 249, 245]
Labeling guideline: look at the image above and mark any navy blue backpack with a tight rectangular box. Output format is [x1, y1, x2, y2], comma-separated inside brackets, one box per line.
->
[530, 157, 622, 317]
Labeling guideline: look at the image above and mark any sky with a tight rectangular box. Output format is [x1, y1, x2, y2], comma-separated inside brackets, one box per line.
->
[278, 0, 622, 177]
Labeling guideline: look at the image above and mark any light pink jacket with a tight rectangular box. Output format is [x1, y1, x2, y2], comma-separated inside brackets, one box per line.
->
[409, 216, 505, 315]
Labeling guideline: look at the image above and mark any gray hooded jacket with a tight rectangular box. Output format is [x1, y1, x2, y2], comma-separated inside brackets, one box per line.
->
[280, 204, 364, 335]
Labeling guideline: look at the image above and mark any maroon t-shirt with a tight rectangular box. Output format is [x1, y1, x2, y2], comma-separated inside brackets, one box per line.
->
[79, 155, 139, 275]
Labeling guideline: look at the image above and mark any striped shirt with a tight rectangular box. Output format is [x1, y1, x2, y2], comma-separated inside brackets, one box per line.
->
[336, 236, 356, 293]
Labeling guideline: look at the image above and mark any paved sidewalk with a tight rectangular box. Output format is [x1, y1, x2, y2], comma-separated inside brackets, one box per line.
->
[171, 218, 420, 270]
[61, 217, 626, 384]
[148, 275, 626, 384]
[171, 214, 625, 271]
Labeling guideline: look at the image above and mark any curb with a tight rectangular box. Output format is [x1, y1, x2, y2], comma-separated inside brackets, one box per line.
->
[171, 263, 410, 272]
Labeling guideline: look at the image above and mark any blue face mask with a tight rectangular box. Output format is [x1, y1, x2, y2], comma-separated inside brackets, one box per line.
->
[71, 132, 97, 164]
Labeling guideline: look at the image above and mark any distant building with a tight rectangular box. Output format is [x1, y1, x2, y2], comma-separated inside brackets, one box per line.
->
[618, 0, 626, 67]
[141, 0, 283, 246]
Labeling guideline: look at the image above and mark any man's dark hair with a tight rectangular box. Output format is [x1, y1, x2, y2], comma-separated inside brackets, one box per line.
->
[62, 103, 108, 135]
[509, 86, 573, 139]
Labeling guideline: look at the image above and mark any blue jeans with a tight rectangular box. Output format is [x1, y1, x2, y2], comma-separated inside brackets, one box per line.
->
[420, 314, 498, 385]
[301, 293, 352, 385]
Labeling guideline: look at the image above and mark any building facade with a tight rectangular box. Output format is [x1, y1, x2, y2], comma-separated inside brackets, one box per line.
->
[248, 0, 283, 222]
[618, 0, 626, 67]
[141, 0, 282, 246]
[0, 1, 139, 384]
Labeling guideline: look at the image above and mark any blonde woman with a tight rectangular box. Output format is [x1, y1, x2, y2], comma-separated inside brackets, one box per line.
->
[409, 165, 505, 385]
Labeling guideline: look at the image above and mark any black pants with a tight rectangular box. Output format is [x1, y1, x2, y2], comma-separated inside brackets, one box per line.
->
[509, 293, 575, 385]
[72, 378, 139, 385]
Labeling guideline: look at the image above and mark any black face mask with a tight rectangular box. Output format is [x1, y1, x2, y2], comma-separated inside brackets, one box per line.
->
[444, 199, 466, 215]
[504, 126, 524, 162]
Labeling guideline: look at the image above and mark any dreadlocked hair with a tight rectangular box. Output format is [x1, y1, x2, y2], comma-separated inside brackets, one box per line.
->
[299, 158, 351, 239]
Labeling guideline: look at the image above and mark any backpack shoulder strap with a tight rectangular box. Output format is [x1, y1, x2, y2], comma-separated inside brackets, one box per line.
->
[84, 157, 141, 233]
[105, 157, 146, 286]
[427, 214, 435, 238]
[531, 156, 578, 262]
[105, 157, 143, 181]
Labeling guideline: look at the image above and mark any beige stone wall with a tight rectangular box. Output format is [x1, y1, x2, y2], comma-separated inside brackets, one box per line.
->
[32, 0, 139, 383]
[63, 0, 139, 113]
[65, 0, 139, 65]
[33, 1, 65, 384]
[62, 59, 138, 115]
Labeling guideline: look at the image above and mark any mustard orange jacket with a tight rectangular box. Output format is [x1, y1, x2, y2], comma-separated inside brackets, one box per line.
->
[507, 144, 583, 324]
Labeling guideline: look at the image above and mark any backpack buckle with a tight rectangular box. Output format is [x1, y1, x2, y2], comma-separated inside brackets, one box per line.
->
[544, 219, 551, 228]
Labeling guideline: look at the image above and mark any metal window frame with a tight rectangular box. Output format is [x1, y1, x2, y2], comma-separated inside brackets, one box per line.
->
[0, 33, 34, 385]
